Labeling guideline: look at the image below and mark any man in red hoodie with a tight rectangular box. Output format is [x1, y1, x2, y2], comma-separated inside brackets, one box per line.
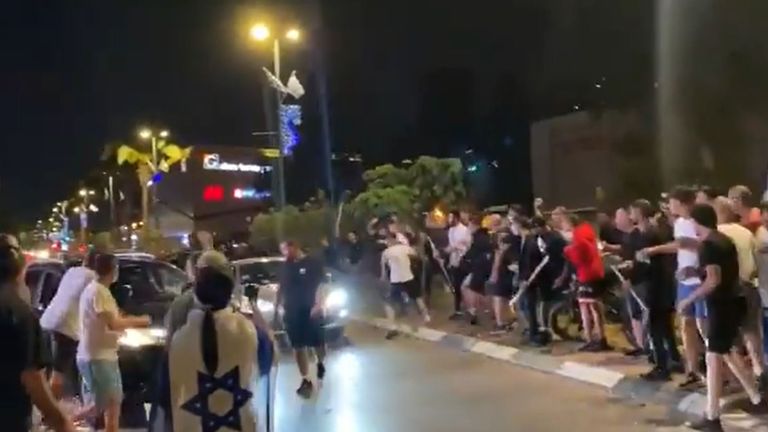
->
[564, 215, 611, 351]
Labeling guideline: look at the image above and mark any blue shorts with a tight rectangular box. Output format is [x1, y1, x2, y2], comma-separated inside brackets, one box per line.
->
[77, 359, 123, 409]
[677, 282, 708, 319]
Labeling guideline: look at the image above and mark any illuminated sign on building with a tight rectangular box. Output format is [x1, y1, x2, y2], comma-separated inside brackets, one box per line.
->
[202, 153, 273, 173]
[233, 188, 271, 200]
[202, 185, 225, 202]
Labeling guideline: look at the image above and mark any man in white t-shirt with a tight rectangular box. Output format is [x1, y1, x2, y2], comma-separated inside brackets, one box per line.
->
[445, 211, 472, 319]
[40, 252, 97, 398]
[381, 234, 430, 339]
[74, 254, 150, 432]
[644, 186, 706, 389]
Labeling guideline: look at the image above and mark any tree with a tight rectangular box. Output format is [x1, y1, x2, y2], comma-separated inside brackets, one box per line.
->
[114, 140, 192, 228]
[350, 157, 465, 224]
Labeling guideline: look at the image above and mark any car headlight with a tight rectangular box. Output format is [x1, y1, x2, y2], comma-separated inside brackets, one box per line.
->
[325, 288, 348, 309]
[257, 299, 275, 313]
[119, 328, 166, 348]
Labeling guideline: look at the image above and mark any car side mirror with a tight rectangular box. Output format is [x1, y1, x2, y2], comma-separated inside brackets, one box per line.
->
[111, 283, 133, 309]
[244, 283, 260, 301]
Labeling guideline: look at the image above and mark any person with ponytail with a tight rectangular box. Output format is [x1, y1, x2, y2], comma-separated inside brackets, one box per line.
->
[152, 251, 259, 432]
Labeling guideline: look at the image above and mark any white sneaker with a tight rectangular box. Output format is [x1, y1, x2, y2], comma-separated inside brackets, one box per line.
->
[423, 314, 432, 324]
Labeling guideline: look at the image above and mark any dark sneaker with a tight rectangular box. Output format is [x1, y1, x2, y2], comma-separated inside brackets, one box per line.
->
[594, 338, 613, 352]
[624, 348, 646, 357]
[744, 398, 768, 415]
[489, 324, 509, 335]
[669, 362, 686, 375]
[385, 330, 400, 340]
[448, 312, 464, 321]
[296, 379, 313, 398]
[678, 372, 703, 390]
[577, 341, 597, 352]
[685, 418, 723, 431]
[468, 314, 479, 326]
[317, 362, 326, 381]
[640, 367, 671, 382]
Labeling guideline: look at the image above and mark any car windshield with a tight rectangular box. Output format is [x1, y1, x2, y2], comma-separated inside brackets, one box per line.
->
[239, 261, 282, 284]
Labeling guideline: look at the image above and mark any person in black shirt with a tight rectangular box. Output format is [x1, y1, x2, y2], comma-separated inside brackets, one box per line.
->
[0, 243, 73, 432]
[487, 231, 520, 334]
[683, 204, 767, 431]
[279, 240, 327, 399]
[461, 227, 494, 326]
[346, 231, 364, 267]
[630, 200, 682, 381]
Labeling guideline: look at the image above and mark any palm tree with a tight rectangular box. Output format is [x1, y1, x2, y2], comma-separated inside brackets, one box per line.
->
[115, 139, 192, 228]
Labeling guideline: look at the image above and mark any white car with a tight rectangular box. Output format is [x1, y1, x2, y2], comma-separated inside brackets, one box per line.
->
[231, 256, 349, 340]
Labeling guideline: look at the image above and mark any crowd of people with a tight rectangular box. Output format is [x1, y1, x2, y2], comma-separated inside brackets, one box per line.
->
[0, 236, 304, 431]
[362, 184, 768, 431]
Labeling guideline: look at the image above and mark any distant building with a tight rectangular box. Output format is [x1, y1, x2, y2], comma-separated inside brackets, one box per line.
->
[530, 110, 638, 209]
[154, 145, 274, 242]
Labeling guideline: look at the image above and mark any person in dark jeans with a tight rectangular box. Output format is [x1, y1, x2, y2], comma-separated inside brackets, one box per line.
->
[630, 200, 682, 381]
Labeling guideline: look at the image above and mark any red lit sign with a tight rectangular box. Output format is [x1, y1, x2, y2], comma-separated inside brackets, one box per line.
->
[203, 185, 224, 202]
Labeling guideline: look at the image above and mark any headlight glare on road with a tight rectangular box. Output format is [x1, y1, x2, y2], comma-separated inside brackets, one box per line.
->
[325, 289, 348, 308]
[257, 299, 275, 313]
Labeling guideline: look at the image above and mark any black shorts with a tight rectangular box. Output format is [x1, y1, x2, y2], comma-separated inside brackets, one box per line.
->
[707, 297, 745, 355]
[388, 279, 422, 302]
[577, 279, 606, 302]
[284, 307, 325, 349]
[486, 281, 514, 298]
[50, 331, 77, 374]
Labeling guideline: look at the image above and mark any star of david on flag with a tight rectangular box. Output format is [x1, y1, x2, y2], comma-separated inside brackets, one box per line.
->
[181, 366, 254, 432]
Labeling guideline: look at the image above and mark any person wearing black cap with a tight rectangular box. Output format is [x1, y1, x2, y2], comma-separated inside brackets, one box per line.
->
[683, 204, 767, 431]
[0, 240, 74, 432]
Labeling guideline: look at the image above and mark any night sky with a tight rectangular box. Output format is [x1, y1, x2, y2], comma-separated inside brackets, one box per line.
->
[0, 1, 657, 229]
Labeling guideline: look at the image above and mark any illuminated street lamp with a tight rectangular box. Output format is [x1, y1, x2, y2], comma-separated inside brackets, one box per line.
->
[249, 22, 304, 212]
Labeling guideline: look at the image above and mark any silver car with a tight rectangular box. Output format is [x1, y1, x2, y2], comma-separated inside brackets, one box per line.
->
[231, 256, 350, 341]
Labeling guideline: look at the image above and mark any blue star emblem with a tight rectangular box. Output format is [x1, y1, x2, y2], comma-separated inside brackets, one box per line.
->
[181, 366, 254, 432]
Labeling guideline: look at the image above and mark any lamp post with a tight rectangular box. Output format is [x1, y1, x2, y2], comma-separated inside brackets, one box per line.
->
[250, 23, 302, 212]
[138, 127, 170, 230]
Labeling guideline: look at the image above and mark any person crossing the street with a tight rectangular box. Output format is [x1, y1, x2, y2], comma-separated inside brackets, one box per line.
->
[279, 240, 328, 398]
[380, 233, 430, 339]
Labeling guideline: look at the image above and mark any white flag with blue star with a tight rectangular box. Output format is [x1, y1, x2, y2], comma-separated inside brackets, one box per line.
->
[169, 309, 259, 432]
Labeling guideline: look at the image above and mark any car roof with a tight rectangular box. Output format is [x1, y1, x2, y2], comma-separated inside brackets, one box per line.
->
[27, 258, 66, 267]
[232, 256, 284, 266]
[115, 252, 156, 261]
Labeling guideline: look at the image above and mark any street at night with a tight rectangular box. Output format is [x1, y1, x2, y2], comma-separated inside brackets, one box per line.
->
[269, 324, 758, 432]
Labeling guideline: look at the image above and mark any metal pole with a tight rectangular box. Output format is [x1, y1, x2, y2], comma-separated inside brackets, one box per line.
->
[108, 175, 116, 230]
[272, 38, 286, 242]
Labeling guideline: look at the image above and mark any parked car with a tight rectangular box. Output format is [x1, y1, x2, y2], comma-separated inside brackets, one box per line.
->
[231, 256, 350, 342]
[26, 253, 184, 414]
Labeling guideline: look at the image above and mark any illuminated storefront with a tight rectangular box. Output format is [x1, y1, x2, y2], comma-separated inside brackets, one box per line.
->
[155, 145, 273, 240]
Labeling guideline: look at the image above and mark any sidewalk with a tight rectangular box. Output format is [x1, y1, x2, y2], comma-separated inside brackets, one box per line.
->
[347, 273, 768, 429]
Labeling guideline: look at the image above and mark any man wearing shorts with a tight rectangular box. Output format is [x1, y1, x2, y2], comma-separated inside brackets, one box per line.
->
[40, 251, 97, 398]
[644, 186, 706, 388]
[75, 254, 150, 432]
[683, 204, 766, 431]
[279, 241, 327, 399]
[712, 197, 767, 390]
[564, 215, 610, 352]
[381, 233, 430, 339]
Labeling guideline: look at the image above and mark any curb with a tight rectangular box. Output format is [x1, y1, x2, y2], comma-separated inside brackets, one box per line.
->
[355, 315, 711, 418]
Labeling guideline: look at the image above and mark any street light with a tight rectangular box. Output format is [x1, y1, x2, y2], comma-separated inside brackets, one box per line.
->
[286, 28, 301, 41]
[249, 22, 303, 213]
[250, 23, 270, 41]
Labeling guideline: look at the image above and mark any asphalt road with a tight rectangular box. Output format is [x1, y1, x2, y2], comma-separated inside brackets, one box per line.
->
[271, 323, 692, 432]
